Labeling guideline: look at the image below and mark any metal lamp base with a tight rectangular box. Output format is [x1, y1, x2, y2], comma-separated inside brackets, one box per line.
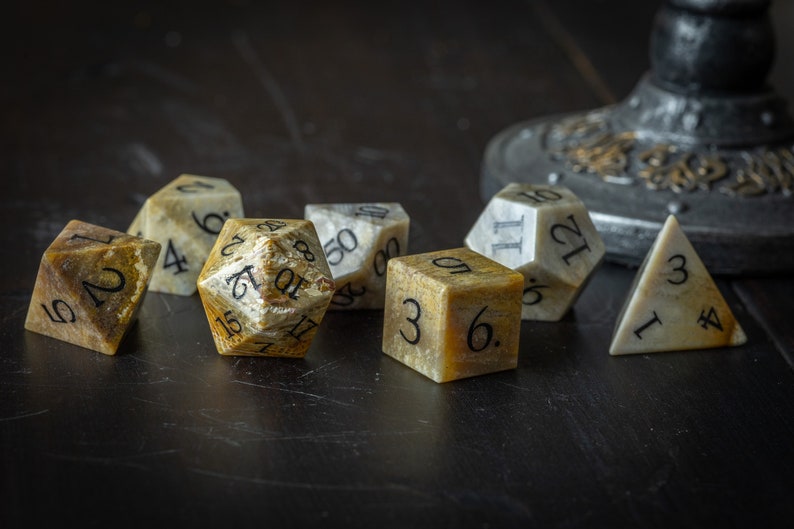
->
[481, 76, 794, 276]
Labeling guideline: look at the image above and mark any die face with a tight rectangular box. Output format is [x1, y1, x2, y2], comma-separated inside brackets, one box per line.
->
[382, 248, 522, 383]
[24, 220, 161, 355]
[609, 215, 747, 355]
[305, 203, 410, 310]
[465, 184, 604, 321]
[197, 219, 335, 357]
[128, 174, 244, 295]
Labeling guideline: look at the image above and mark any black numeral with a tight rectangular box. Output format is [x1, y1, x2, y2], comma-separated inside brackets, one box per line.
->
[192, 211, 229, 235]
[698, 307, 723, 331]
[255, 342, 275, 353]
[467, 306, 497, 352]
[399, 298, 421, 345]
[288, 315, 318, 341]
[41, 300, 76, 323]
[274, 269, 306, 300]
[667, 254, 688, 285]
[70, 233, 115, 245]
[225, 265, 261, 299]
[215, 310, 242, 338]
[431, 256, 471, 274]
[331, 282, 366, 306]
[293, 240, 315, 262]
[522, 278, 549, 306]
[355, 205, 389, 219]
[324, 228, 358, 266]
[163, 239, 188, 274]
[373, 237, 400, 276]
[220, 234, 245, 257]
[516, 189, 563, 203]
[257, 220, 287, 232]
[176, 180, 214, 193]
[82, 268, 126, 308]
[634, 311, 662, 339]
[550, 214, 592, 265]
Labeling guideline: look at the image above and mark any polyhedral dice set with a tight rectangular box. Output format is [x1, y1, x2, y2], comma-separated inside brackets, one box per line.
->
[24, 176, 746, 381]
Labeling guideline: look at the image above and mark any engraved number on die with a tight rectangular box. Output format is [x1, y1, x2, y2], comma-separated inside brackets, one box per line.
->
[468, 306, 498, 351]
[226, 265, 261, 299]
[215, 310, 242, 338]
[82, 268, 127, 308]
[431, 257, 472, 274]
[324, 228, 358, 266]
[292, 240, 315, 262]
[517, 188, 563, 203]
[355, 205, 389, 219]
[176, 180, 214, 193]
[667, 254, 688, 285]
[192, 211, 229, 235]
[399, 298, 422, 345]
[331, 282, 366, 306]
[550, 214, 592, 265]
[41, 299, 76, 323]
[164, 239, 188, 274]
[257, 220, 287, 232]
[698, 307, 723, 331]
[275, 269, 306, 300]
[522, 278, 550, 306]
[373, 237, 400, 276]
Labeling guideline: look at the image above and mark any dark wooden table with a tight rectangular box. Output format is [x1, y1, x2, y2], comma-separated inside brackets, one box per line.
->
[3, 1, 793, 527]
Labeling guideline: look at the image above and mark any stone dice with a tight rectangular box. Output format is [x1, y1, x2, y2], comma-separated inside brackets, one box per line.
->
[128, 174, 244, 296]
[382, 247, 523, 383]
[24, 220, 161, 355]
[304, 202, 410, 310]
[610, 215, 746, 355]
[197, 219, 335, 357]
[465, 183, 604, 321]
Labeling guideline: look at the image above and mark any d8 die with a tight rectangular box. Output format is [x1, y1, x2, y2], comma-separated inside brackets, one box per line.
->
[128, 174, 244, 296]
[464, 183, 604, 321]
[197, 218, 335, 357]
[304, 202, 410, 310]
[24, 220, 161, 355]
[382, 247, 523, 383]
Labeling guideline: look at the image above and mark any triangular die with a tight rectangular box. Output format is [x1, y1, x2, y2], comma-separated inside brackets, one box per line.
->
[609, 215, 746, 355]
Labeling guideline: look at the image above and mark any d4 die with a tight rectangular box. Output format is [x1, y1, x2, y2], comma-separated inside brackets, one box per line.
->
[304, 202, 410, 310]
[197, 218, 335, 357]
[609, 215, 746, 355]
[465, 183, 604, 321]
[128, 174, 244, 296]
[382, 247, 523, 383]
[24, 220, 161, 355]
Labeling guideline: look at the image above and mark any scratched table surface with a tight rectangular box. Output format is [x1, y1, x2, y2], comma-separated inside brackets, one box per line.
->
[3, 1, 794, 527]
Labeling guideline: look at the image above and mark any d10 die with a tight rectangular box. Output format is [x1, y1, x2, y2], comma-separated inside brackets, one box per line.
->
[464, 183, 604, 321]
[382, 247, 523, 383]
[128, 174, 244, 296]
[609, 215, 746, 355]
[24, 220, 161, 355]
[197, 218, 336, 357]
[304, 202, 410, 309]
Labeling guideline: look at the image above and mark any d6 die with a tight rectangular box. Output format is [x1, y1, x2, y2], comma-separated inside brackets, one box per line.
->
[382, 247, 523, 383]
[24, 220, 161, 355]
[128, 174, 244, 296]
[197, 219, 335, 357]
[465, 183, 604, 321]
[304, 202, 409, 310]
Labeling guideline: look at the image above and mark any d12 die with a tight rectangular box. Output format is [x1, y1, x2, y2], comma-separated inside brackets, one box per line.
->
[382, 247, 523, 383]
[464, 183, 604, 321]
[304, 202, 410, 309]
[197, 219, 336, 357]
[128, 174, 244, 296]
[24, 220, 161, 355]
[609, 215, 746, 355]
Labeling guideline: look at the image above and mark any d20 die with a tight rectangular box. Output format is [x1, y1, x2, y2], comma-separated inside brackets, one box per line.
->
[464, 183, 604, 321]
[382, 247, 523, 383]
[197, 218, 336, 357]
[304, 202, 410, 310]
[128, 174, 244, 296]
[24, 220, 161, 355]
[609, 215, 746, 355]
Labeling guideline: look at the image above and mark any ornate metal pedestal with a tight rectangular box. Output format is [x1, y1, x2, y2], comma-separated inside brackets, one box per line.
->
[481, 0, 794, 275]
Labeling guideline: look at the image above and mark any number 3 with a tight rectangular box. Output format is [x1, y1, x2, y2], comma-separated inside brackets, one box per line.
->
[399, 298, 421, 344]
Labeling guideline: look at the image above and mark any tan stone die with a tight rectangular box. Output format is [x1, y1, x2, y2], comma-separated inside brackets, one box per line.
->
[382, 247, 523, 383]
[197, 219, 335, 357]
[304, 202, 410, 310]
[465, 183, 604, 321]
[24, 220, 161, 355]
[128, 174, 244, 296]
[609, 215, 746, 355]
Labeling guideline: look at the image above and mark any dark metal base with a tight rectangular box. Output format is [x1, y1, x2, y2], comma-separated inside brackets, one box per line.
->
[481, 77, 794, 276]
